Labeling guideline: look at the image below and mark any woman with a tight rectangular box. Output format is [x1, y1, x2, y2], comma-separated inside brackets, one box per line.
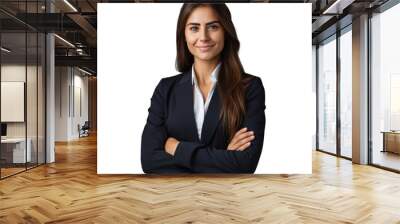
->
[141, 3, 265, 173]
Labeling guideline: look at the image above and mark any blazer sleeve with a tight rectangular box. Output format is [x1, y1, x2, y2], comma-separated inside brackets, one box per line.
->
[173, 77, 266, 173]
[141, 79, 189, 173]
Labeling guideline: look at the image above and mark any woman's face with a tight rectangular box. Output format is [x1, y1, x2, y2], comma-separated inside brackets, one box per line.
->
[185, 6, 225, 63]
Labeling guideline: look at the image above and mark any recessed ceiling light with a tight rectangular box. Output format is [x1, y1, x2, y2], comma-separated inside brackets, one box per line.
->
[78, 67, 93, 76]
[54, 34, 75, 48]
[323, 0, 355, 15]
[1, 47, 11, 53]
[63, 0, 78, 12]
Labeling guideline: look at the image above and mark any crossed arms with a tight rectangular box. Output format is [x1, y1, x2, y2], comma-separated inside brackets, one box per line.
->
[141, 77, 266, 173]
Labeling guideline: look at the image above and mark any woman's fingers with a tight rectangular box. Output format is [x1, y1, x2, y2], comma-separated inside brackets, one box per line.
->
[235, 135, 255, 151]
[237, 142, 251, 151]
[228, 130, 255, 151]
[228, 128, 248, 150]
[233, 127, 247, 139]
[233, 131, 254, 146]
[232, 130, 252, 144]
[239, 134, 255, 145]
[239, 131, 254, 140]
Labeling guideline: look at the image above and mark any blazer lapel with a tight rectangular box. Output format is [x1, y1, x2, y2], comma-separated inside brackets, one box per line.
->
[176, 70, 200, 142]
[201, 87, 221, 144]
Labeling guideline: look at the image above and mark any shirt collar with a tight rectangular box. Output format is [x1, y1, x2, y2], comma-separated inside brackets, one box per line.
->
[192, 62, 221, 86]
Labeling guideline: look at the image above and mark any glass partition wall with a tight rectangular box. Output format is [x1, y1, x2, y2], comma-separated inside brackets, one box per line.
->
[0, 2, 46, 179]
[370, 2, 400, 171]
[0, 30, 27, 177]
[317, 35, 337, 155]
[339, 27, 352, 159]
[317, 0, 400, 172]
[317, 26, 353, 159]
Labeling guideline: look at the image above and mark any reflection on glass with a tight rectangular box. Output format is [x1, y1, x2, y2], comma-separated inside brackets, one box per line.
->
[371, 3, 400, 171]
[1, 32, 27, 177]
[318, 37, 337, 154]
[340, 29, 352, 158]
[0, 1, 47, 179]
[25, 0, 41, 170]
[38, 32, 46, 165]
[27, 31, 38, 169]
[390, 75, 400, 130]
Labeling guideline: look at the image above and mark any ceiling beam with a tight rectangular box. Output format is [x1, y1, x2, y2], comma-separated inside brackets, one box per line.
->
[55, 55, 96, 69]
[67, 13, 97, 39]
[323, 0, 356, 14]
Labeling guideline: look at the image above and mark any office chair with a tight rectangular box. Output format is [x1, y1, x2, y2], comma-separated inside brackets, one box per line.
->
[79, 121, 90, 138]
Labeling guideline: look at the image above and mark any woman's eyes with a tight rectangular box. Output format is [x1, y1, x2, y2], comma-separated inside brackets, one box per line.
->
[190, 26, 199, 32]
[189, 25, 219, 32]
[208, 25, 219, 30]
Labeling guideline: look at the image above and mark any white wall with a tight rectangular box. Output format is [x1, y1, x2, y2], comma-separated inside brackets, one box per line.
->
[55, 66, 69, 141]
[55, 67, 89, 141]
[73, 73, 89, 136]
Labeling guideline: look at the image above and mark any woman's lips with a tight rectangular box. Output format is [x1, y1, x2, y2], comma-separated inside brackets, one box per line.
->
[197, 45, 214, 52]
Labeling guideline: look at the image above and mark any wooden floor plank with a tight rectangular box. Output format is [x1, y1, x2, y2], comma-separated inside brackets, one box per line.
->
[1, 134, 400, 223]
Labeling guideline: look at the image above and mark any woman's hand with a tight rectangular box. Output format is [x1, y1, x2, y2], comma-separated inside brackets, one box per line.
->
[227, 127, 255, 151]
[165, 137, 180, 156]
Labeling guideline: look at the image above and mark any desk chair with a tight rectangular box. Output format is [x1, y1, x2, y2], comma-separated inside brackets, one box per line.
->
[79, 121, 90, 138]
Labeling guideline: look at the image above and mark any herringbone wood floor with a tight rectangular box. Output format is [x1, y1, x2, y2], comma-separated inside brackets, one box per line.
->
[1, 134, 400, 223]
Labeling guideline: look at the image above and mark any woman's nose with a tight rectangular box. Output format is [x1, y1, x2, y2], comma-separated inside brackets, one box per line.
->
[199, 28, 210, 41]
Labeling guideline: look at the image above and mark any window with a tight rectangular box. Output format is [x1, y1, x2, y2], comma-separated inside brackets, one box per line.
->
[339, 28, 352, 158]
[318, 36, 337, 154]
[370, 2, 400, 171]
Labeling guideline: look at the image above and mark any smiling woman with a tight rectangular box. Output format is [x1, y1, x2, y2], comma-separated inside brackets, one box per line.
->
[141, 3, 266, 173]
[184, 7, 225, 62]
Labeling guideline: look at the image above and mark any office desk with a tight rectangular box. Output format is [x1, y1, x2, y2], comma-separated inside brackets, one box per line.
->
[1, 138, 32, 163]
[381, 131, 400, 154]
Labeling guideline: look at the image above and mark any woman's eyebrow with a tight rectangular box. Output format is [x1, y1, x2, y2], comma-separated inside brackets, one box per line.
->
[186, 21, 220, 26]
[206, 21, 220, 26]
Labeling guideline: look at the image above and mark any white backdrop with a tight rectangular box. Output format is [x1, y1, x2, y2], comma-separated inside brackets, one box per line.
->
[98, 3, 312, 174]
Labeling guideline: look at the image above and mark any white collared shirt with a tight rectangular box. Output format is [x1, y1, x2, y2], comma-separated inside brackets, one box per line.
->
[192, 63, 221, 140]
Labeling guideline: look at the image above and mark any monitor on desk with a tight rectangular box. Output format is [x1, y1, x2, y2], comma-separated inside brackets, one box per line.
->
[1, 123, 7, 138]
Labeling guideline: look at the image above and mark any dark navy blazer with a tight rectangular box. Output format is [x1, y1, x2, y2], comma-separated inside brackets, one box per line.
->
[141, 70, 266, 173]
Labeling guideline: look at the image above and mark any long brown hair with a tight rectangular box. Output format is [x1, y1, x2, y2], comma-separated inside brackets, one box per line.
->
[176, 3, 247, 141]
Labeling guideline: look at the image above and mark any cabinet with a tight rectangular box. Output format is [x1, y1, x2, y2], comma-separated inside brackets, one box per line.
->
[382, 131, 400, 154]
